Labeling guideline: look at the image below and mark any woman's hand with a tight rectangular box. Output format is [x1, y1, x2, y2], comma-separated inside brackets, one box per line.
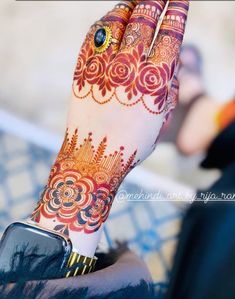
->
[30, 0, 189, 257]
[72, 0, 189, 160]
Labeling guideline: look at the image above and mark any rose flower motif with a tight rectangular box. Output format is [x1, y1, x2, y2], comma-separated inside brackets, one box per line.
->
[108, 53, 137, 87]
[73, 44, 91, 92]
[136, 62, 167, 95]
[84, 55, 106, 85]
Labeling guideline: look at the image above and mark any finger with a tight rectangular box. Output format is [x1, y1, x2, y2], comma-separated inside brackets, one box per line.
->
[73, 2, 139, 100]
[149, 0, 189, 66]
[102, 1, 138, 24]
[120, 1, 167, 54]
[93, 1, 139, 54]
[159, 0, 189, 42]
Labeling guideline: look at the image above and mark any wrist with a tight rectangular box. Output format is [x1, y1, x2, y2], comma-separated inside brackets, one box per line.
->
[29, 216, 103, 257]
[30, 127, 136, 257]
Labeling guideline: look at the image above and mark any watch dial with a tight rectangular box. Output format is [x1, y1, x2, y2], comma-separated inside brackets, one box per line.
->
[0, 222, 72, 282]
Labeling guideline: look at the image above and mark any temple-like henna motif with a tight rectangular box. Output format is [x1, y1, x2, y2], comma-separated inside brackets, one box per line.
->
[31, 129, 137, 234]
[72, 1, 189, 115]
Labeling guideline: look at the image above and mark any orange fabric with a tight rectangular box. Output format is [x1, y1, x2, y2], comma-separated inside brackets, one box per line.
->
[216, 99, 235, 131]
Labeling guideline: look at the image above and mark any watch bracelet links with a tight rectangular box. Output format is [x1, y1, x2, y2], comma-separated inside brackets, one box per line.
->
[65, 251, 97, 277]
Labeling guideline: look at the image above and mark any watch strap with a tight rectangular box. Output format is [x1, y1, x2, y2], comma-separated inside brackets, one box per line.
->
[65, 251, 97, 277]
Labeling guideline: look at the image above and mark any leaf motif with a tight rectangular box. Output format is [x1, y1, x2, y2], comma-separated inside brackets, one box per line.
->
[102, 88, 106, 97]
[138, 43, 144, 56]
[158, 97, 165, 109]
[122, 150, 137, 176]
[67, 129, 78, 156]
[170, 60, 176, 79]
[32, 210, 41, 223]
[54, 224, 65, 231]
[162, 63, 170, 79]
[133, 49, 138, 61]
[92, 137, 107, 164]
[54, 224, 69, 236]
[133, 86, 138, 96]
[125, 85, 131, 93]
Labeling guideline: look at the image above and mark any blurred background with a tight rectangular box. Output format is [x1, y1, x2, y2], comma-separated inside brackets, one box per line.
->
[0, 0, 235, 292]
[0, 0, 235, 189]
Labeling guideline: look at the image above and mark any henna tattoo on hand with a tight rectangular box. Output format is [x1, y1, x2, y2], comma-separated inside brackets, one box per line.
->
[120, 1, 167, 52]
[31, 129, 137, 234]
[31, 1, 190, 237]
[72, 1, 189, 115]
[73, 42, 172, 114]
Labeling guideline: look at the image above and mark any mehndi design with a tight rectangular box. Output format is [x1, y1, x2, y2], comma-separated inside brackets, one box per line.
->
[31, 129, 137, 234]
[73, 0, 189, 115]
[31, 1, 189, 240]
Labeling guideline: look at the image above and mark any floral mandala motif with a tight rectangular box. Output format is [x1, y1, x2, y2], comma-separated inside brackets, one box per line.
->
[31, 129, 137, 234]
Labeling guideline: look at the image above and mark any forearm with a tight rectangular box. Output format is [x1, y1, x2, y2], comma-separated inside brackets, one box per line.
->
[30, 96, 138, 257]
[29, 0, 189, 259]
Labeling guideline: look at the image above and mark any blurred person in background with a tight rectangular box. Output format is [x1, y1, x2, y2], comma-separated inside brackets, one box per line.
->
[162, 44, 235, 158]
[164, 44, 235, 299]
